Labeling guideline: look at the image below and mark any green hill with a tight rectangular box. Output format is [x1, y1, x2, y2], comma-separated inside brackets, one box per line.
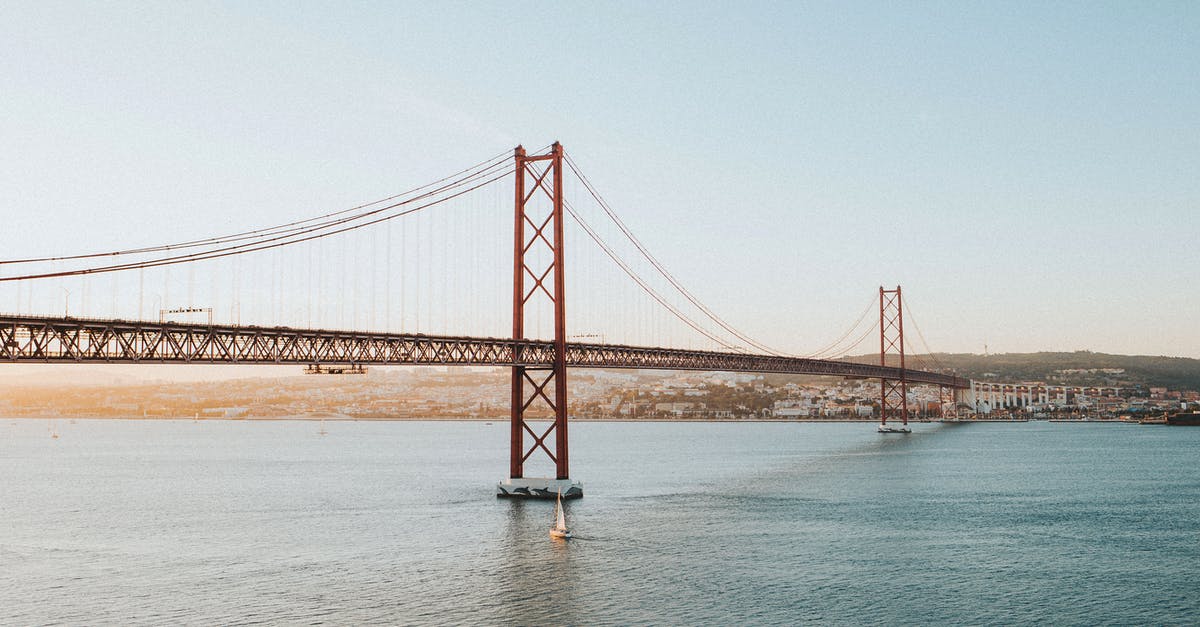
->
[903, 351, 1200, 392]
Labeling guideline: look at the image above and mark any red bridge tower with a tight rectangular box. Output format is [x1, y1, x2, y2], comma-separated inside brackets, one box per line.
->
[497, 143, 582, 499]
[879, 286, 910, 431]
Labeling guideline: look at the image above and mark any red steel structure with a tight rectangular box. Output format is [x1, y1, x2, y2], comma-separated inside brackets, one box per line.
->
[0, 312, 966, 387]
[510, 143, 570, 481]
[0, 140, 981, 497]
[879, 286, 909, 426]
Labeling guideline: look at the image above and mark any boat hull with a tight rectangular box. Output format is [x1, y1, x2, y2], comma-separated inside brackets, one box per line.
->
[1166, 412, 1200, 426]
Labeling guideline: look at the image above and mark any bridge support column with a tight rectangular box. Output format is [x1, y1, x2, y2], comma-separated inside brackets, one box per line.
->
[955, 386, 971, 416]
[940, 385, 959, 421]
[498, 142, 581, 500]
[878, 286, 910, 432]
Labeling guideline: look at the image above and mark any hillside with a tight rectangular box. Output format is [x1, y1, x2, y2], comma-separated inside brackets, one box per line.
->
[902, 351, 1200, 392]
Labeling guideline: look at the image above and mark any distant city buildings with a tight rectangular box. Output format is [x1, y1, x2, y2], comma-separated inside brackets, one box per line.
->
[0, 367, 1195, 421]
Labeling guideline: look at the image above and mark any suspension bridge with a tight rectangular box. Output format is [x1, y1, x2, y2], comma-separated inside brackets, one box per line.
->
[1, 143, 970, 498]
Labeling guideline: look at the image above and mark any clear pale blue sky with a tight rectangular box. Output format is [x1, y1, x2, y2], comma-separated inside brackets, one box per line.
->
[1, 1, 1197, 357]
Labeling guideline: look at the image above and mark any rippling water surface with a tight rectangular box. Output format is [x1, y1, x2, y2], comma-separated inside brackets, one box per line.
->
[2, 419, 1198, 625]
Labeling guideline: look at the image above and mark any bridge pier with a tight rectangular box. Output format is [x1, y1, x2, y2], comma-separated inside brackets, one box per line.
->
[497, 142, 581, 500]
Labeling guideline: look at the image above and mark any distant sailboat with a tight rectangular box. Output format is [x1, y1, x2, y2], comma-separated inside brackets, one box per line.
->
[48, 420, 59, 439]
[549, 492, 572, 540]
[318, 418, 327, 436]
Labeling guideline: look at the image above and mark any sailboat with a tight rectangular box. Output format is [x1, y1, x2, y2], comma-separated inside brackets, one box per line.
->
[48, 419, 59, 439]
[318, 418, 327, 436]
[549, 491, 572, 539]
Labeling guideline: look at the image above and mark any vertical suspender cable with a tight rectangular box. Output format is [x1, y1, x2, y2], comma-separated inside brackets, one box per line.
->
[386, 218, 392, 331]
[370, 227, 377, 331]
[403, 215, 408, 331]
[417, 208, 421, 333]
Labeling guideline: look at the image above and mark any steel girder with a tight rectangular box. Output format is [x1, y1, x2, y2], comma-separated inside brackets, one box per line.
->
[0, 314, 967, 388]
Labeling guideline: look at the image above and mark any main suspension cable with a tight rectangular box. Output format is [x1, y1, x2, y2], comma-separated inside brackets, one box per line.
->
[563, 200, 746, 352]
[804, 295, 879, 359]
[903, 298, 946, 371]
[1, 166, 512, 281]
[830, 318, 881, 362]
[0, 148, 512, 266]
[564, 153, 789, 356]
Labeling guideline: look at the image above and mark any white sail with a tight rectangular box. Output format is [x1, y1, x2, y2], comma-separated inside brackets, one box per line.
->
[550, 492, 571, 539]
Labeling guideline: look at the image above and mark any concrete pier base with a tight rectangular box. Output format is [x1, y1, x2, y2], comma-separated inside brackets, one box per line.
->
[496, 477, 583, 499]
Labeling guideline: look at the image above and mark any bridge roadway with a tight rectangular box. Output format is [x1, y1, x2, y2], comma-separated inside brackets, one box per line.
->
[0, 314, 967, 388]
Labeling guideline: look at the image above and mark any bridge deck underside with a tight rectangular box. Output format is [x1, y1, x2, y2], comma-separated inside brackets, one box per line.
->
[0, 315, 966, 388]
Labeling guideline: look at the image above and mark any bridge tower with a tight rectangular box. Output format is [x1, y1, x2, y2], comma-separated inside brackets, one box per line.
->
[879, 286, 909, 427]
[497, 142, 582, 499]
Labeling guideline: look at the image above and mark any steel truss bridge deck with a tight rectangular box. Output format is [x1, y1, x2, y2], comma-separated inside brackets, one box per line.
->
[0, 315, 967, 388]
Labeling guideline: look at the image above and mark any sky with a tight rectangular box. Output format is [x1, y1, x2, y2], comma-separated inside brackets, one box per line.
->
[1, 1, 1198, 365]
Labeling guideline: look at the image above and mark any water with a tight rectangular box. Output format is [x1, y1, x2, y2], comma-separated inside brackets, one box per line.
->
[2, 419, 1198, 625]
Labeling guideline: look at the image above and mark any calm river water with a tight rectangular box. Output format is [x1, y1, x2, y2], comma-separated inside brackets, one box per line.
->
[2, 419, 1198, 625]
